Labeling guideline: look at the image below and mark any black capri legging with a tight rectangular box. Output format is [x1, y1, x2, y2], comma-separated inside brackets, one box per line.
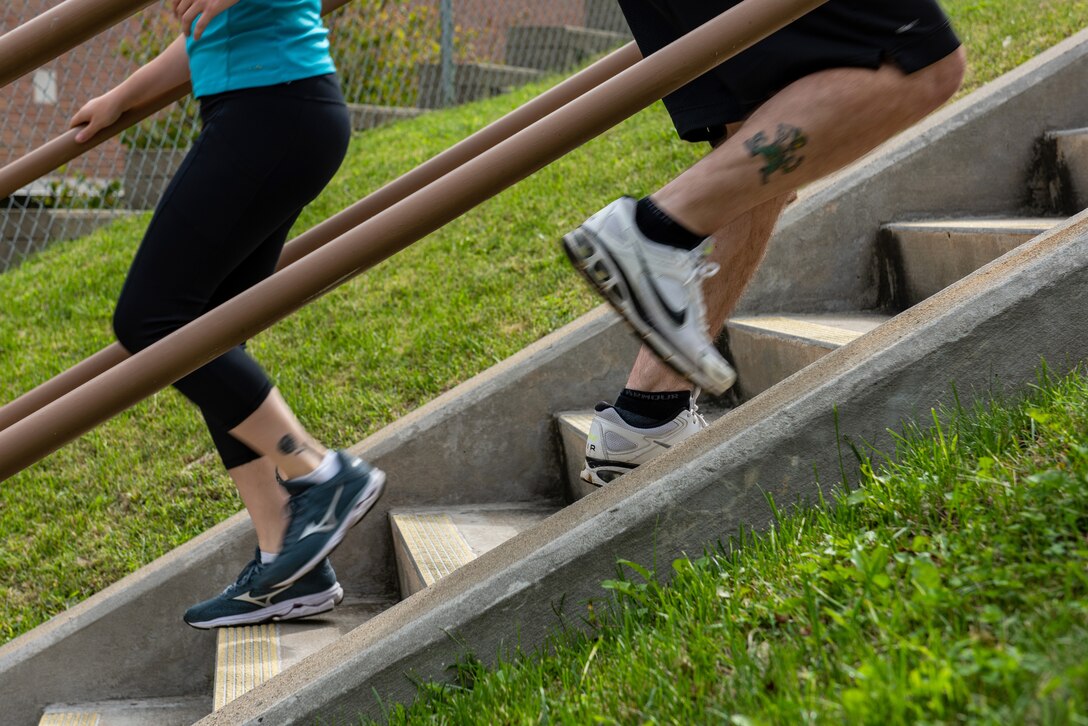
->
[113, 74, 351, 469]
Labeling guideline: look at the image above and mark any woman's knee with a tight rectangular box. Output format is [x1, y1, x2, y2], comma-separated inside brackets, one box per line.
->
[112, 295, 157, 353]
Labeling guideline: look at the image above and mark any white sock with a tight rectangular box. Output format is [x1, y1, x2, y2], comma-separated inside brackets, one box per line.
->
[259, 550, 278, 565]
[299, 450, 341, 485]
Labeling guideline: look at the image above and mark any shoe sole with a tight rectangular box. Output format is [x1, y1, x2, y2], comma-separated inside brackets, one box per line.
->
[185, 583, 345, 630]
[562, 227, 735, 395]
[580, 464, 610, 487]
[273, 469, 387, 589]
[580, 457, 639, 487]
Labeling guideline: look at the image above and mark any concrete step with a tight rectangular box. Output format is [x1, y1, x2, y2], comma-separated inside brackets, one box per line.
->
[556, 399, 733, 500]
[506, 25, 628, 72]
[584, 0, 631, 34]
[212, 599, 390, 711]
[416, 62, 545, 109]
[390, 504, 561, 597]
[1050, 128, 1088, 211]
[727, 313, 891, 400]
[347, 103, 424, 132]
[881, 217, 1063, 307]
[38, 696, 208, 725]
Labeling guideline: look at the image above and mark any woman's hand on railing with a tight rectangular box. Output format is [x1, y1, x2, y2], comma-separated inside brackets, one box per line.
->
[69, 92, 125, 144]
[172, 0, 243, 41]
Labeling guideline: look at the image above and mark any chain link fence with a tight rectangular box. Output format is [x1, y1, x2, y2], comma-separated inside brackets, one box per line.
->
[0, 0, 629, 272]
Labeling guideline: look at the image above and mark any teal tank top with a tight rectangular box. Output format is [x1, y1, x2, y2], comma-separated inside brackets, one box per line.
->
[186, 0, 337, 98]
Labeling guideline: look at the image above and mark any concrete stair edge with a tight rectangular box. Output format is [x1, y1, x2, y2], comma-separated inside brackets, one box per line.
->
[39, 696, 209, 726]
[879, 216, 1065, 308]
[727, 313, 890, 400]
[390, 503, 562, 598]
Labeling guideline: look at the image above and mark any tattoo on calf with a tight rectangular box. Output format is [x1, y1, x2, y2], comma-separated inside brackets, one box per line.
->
[744, 124, 807, 184]
[278, 434, 307, 456]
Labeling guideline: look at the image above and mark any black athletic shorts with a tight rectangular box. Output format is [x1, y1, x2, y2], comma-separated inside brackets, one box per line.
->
[618, 0, 962, 142]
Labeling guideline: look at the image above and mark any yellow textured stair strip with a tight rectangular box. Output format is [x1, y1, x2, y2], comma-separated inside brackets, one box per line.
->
[395, 513, 477, 587]
[214, 623, 281, 711]
[39, 714, 99, 726]
[732, 316, 862, 347]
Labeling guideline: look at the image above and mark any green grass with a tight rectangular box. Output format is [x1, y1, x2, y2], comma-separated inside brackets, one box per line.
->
[377, 366, 1088, 724]
[1, 1, 1085, 645]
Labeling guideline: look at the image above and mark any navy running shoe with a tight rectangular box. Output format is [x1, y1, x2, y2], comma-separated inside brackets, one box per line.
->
[263, 450, 386, 588]
[183, 552, 343, 630]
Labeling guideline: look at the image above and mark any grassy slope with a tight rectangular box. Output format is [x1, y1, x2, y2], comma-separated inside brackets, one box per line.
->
[384, 367, 1088, 724]
[1, 0, 1085, 645]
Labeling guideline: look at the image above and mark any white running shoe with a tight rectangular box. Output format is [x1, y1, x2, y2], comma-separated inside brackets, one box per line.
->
[581, 398, 709, 487]
[562, 196, 736, 395]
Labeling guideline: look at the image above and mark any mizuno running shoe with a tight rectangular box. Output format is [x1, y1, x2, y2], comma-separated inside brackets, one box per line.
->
[262, 450, 386, 588]
[183, 552, 342, 629]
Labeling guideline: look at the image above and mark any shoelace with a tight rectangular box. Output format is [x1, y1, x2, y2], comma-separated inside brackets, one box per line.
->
[223, 559, 262, 595]
[683, 260, 720, 287]
[690, 386, 709, 428]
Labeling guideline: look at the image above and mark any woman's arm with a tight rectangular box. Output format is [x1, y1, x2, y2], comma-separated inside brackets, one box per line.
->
[69, 35, 191, 143]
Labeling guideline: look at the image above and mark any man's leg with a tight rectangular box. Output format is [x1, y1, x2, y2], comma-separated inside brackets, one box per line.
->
[625, 49, 966, 393]
[577, 50, 965, 486]
[625, 192, 790, 392]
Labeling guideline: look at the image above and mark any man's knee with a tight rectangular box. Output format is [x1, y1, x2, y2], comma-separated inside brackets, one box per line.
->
[915, 46, 968, 112]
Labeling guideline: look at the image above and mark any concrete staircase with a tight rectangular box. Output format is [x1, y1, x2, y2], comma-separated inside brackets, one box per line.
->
[6, 27, 1088, 726]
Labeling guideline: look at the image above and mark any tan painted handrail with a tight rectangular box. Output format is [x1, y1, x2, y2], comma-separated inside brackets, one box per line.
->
[0, 0, 829, 480]
[0, 0, 155, 89]
[0, 42, 642, 433]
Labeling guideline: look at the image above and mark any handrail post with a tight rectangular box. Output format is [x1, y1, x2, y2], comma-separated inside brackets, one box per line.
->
[439, 0, 456, 107]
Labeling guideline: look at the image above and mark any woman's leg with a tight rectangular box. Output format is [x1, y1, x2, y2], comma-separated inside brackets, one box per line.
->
[114, 81, 372, 574]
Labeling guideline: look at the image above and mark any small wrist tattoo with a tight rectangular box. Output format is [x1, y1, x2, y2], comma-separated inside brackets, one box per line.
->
[744, 123, 807, 184]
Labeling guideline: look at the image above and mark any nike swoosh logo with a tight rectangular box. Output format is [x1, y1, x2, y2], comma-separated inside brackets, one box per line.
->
[234, 584, 292, 607]
[633, 244, 687, 326]
[896, 19, 919, 34]
[299, 486, 343, 540]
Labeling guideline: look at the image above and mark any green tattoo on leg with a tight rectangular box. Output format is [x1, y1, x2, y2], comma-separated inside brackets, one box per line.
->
[744, 124, 807, 184]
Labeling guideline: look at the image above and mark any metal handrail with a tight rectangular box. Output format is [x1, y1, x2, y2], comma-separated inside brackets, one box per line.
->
[0, 0, 154, 89]
[0, 0, 829, 480]
[0, 42, 642, 433]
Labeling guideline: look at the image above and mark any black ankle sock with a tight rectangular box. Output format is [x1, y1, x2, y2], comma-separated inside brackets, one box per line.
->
[613, 388, 691, 427]
[634, 196, 705, 251]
